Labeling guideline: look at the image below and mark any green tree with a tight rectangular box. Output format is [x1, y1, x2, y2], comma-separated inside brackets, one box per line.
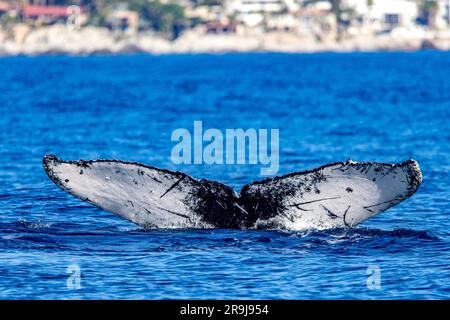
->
[130, 0, 186, 38]
[84, 0, 187, 38]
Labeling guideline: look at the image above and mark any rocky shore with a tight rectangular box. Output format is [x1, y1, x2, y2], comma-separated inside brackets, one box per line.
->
[1, 24, 450, 55]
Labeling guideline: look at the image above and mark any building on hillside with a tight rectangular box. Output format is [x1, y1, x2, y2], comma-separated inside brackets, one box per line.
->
[185, 3, 229, 23]
[0, 2, 22, 19]
[294, 4, 336, 38]
[22, 4, 72, 24]
[225, 0, 288, 27]
[435, 0, 450, 28]
[206, 20, 236, 33]
[265, 13, 300, 32]
[20, 4, 87, 26]
[0, 1, 12, 16]
[344, 0, 418, 30]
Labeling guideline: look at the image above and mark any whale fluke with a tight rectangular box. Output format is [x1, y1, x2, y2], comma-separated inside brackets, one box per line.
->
[43, 155, 422, 231]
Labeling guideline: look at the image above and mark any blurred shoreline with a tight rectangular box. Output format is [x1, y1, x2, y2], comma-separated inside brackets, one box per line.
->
[2, 24, 450, 56]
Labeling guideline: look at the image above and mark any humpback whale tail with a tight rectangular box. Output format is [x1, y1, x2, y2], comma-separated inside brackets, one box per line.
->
[43, 155, 422, 231]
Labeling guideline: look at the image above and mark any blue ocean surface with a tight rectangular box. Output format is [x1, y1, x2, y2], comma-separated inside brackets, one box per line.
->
[0, 52, 449, 299]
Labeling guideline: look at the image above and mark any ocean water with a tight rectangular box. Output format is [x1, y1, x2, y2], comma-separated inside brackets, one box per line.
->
[0, 52, 449, 299]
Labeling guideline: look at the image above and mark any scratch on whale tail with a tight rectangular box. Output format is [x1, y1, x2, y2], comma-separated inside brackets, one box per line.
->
[43, 155, 422, 231]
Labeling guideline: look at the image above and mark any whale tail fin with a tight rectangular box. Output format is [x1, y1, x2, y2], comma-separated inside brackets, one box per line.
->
[43, 155, 243, 229]
[43, 155, 422, 230]
[240, 160, 422, 230]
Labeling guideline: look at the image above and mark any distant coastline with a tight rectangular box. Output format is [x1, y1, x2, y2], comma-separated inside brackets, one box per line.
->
[1, 24, 450, 56]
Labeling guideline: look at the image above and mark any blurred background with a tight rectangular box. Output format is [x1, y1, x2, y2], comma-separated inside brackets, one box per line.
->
[1, 0, 450, 54]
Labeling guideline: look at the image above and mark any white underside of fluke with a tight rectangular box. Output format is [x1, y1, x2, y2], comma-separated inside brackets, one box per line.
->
[243, 160, 422, 230]
[43, 157, 214, 228]
[43, 156, 422, 231]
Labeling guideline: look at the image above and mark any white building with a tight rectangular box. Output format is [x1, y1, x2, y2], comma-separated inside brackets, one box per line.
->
[436, 0, 450, 28]
[344, 0, 418, 29]
[226, 0, 288, 26]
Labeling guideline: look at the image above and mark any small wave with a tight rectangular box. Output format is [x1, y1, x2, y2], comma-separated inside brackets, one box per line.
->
[0, 220, 53, 233]
[18, 220, 53, 230]
[0, 220, 123, 237]
[0, 219, 439, 246]
[289, 227, 439, 241]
